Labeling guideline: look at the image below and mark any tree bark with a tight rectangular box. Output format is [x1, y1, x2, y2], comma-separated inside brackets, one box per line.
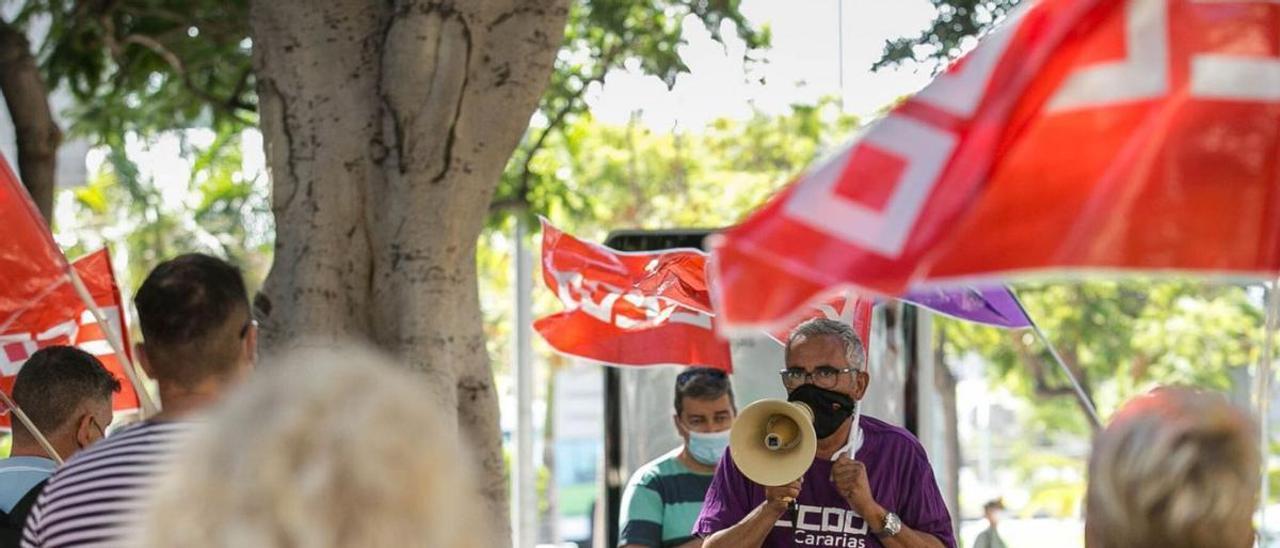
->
[0, 18, 61, 224]
[249, 1, 568, 544]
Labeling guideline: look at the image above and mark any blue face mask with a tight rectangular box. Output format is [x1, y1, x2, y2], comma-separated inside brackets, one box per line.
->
[687, 429, 731, 466]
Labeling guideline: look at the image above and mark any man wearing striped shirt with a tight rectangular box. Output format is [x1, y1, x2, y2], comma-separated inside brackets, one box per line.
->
[0, 346, 119, 546]
[618, 368, 736, 548]
[22, 254, 257, 548]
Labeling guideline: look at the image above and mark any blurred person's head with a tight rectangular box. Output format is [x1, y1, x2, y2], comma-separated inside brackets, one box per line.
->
[134, 345, 485, 548]
[134, 253, 255, 418]
[11, 345, 120, 460]
[982, 498, 1004, 527]
[1086, 387, 1258, 548]
[673, 367, 736, 466]
[781, 318, 867, 440]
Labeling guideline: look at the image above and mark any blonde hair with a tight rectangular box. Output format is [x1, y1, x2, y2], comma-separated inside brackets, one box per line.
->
[1086, 388, 1259, 548]
[133, 345, 486, 548]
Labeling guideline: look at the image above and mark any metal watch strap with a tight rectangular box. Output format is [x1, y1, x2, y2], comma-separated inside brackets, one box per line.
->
[874, 512, 902, 538]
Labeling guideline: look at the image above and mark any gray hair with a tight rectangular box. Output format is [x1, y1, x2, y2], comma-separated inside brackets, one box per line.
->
[133, 344, 487, 548]
[1086, 388, 1258, 548]
[786, 318, 866, 371]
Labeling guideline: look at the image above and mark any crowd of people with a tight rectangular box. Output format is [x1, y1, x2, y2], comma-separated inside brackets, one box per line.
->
[0, 254, 483, 548]
[0, 253, 1263, 548]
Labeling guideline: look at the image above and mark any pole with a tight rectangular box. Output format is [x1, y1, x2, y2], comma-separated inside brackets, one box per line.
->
[1029, 325, 1103, 430]
[512, 216, 536, 548]
[1008, 290, 1103, 429]
[0, 390, 61, 465]
[65, 265, 158, 416]
[836, 0, 846, 111]
[1259, 280, 1277, 542]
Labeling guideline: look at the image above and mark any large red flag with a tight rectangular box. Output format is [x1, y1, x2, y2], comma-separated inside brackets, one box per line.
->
[712, 0, 1280, 329]
[0, 250, 142, 428]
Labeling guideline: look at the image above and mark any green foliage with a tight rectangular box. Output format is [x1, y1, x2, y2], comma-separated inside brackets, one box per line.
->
[873, 0, 1022, 72]
[54, 128, 272, 292]
[942, 280, 1262, 433]
[20, 0, 255, 139]
[492, 0, 770, 225]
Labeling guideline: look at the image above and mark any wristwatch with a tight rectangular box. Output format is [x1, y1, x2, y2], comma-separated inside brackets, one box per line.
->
[874, 512, 902, 538]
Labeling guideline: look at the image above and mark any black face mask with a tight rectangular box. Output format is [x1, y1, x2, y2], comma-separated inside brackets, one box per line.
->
[787, 384, 856, 439]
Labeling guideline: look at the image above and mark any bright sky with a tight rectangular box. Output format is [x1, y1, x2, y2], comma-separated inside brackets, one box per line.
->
[588, 0, 938, 129]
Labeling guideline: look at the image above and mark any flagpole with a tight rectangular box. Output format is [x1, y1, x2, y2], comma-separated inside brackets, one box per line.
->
[1258, 280, 1277, 542]
[1008, 289, 1103, 429]
[65, 266, 158, 417]
[0, 390, 62, 465]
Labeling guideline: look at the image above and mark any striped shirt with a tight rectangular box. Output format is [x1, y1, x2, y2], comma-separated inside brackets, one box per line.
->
[21, 421, 191, 548]
[618, 448, 714, 547]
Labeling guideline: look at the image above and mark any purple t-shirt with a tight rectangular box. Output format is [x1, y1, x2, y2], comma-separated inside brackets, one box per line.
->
[693, 415, 956, 548]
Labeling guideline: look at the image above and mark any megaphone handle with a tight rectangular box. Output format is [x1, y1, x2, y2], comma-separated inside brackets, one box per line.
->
[787, 499, 798, 520]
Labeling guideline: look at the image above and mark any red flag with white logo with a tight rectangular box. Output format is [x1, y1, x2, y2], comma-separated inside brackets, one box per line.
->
[0, 249, 142, 428]
[535, 220, 732, 371]
[535, 221, 879, 371]
[712, 0, 1280, 329]
[766, 290, 873, 360]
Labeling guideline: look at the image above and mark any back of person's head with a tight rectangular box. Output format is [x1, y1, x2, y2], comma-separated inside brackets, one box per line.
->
[1086, 387, 1258, 548]
[134, 253, 252, 386]
[12, 346, 120, 452]
[134, 345, 485, 548]
[674, 367, 735, 415]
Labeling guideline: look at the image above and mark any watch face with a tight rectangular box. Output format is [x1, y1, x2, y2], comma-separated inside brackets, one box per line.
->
[886, 513, 902, 534]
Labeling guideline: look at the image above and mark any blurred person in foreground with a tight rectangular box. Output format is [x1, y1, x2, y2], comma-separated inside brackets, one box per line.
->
[22, 254, 256, 548]
[0, 347, 119, 542]
[132, 345, 486, 548]
[972, 498, 1005, 548]
[619, 367, 736, 547]
[1086, 387, 1258, 548]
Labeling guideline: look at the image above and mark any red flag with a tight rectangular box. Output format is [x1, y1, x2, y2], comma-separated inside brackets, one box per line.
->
[535, 220, 732, 371]
[0, 153, 68, 330]
[0, 156, 141, 426]
[766, 290, 873, 360]
[712, 0, 1280, 328]
[0, 249, 142, 428]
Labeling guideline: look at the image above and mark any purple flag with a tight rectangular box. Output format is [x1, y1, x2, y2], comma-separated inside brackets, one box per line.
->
[902, 286, 1032, 329]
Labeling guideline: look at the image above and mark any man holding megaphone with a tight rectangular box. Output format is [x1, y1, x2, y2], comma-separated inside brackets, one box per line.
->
[695, 318, 954, 548]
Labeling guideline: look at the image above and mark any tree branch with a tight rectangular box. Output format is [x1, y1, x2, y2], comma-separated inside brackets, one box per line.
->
[492, 47, 620, 214]
[0, 17, 62, 223]
[99, 13, 255, 124]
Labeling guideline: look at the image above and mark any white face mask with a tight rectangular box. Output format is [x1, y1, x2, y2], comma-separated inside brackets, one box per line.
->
[687, 429, 731, 466]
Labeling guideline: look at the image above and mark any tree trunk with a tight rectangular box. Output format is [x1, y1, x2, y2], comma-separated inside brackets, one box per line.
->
[0, 19, 61, 224]
[933, 326, 961, 537]
[249, 1, 568, 544]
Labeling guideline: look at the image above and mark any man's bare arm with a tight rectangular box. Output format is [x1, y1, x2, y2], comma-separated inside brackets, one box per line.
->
[703, 479, 800, 548]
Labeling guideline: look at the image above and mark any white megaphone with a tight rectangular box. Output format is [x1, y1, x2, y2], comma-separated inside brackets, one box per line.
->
[729, 399, 818, 486]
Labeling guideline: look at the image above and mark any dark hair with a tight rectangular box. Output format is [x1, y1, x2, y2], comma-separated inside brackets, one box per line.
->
[13, 346, 121, 434]
[673, 367, 735, 416]
[135, 253, 250, 385]
[983, 499, 1005, 512]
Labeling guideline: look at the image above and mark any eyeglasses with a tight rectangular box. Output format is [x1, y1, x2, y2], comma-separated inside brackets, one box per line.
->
[677, 368, 728, 387]
[779, 366, 854, 389]
[239, 318, 258, 339]
[88, 415, 106, 439]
